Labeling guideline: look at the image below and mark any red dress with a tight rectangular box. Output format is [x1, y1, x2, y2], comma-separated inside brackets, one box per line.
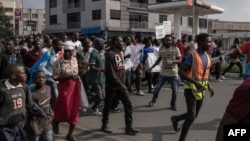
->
[53, 57, 80, 124]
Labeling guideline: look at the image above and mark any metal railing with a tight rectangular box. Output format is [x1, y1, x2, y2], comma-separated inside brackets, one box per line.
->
[130, 2, 147, 8]
[68, 2, 80, 9]
[67, 22, 80, 29]
[129, 21, 148, 28]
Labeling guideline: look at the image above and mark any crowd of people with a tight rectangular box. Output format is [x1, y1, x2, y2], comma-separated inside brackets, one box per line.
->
[0, 32, 250, 141]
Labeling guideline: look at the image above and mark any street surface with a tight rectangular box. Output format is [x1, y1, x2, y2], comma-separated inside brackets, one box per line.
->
[54, 73, 243, 141]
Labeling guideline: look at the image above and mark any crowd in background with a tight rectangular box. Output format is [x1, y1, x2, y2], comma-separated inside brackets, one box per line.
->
[0, 32, 249, 141]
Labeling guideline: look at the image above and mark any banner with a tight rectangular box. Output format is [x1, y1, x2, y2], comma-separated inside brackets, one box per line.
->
[155, 25, 165, 39]
[163, 21, 171, 35]
[187, 0, 193, 6]
[15, 9, 21, 21]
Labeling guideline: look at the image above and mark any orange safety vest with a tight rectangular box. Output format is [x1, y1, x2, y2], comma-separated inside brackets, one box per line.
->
[184, 51, 211, 100]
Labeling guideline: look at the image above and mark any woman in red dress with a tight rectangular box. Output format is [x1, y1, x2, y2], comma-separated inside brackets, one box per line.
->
[52, 41, 80, 141]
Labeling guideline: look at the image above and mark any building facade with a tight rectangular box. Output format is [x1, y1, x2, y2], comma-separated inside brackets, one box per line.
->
[44, 0, 209, 38]
[0, 0, 45, 36]
[209, 20, 250, 50]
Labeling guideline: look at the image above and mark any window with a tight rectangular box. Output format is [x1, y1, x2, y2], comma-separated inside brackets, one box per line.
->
[23, 13, 29, 18]
[7, 16, 13, 20]
[50, 15, 57, 25]
[110, 10, 120, 20]
[130, 0, 148, 3]
[129, 12, 148, 28]
[32, 14, 38, 18]
[4, 8, 13, 12]
[188, 17, 207, 29]
[130, 0, 148, 8]
[92, 10, 101, 20]
[199, 18, 207, 29]
[68, 0, 80, 8]
[50, 0, 57, 8]
[188, 17, 193, 27]
[159, 15, 167, 23]
[67, 12, 80, 28]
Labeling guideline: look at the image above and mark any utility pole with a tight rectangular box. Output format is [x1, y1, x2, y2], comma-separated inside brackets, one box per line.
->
[192, 0, 195, 37]
[22, 0, 24, 37]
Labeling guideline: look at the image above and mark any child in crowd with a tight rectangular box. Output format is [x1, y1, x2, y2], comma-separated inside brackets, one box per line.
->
[0, 64, 47, 141]
[25, 70, 53, 141]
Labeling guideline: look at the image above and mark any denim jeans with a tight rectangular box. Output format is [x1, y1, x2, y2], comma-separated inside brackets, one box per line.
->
[151, 75, 179, 107]
[46, 80, 58, 110]
[27, 131, 53, 141]
[88, 83, 104, 110]
[174, 89, 203, 141]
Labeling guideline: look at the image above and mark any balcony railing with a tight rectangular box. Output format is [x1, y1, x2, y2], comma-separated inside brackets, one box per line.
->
[68, 2, 80, 8]
[130, 2, 147, 8]
[67, 22, 80, 29]
[130, 21, 148, 28]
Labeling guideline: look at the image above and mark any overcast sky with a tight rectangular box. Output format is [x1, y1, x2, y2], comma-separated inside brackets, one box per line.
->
[17, 0, 250, 22]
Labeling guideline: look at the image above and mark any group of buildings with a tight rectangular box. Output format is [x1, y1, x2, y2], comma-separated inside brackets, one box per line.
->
[1, 0, 250, 49]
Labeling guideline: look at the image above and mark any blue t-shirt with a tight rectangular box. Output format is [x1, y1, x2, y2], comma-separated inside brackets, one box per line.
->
[143, 47, 155, 63]
[184, 53, 208, 72]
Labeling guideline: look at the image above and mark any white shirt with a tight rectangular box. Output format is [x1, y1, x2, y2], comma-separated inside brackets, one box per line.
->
[5, 80, 23, 90]
[124, 45, 133, 70]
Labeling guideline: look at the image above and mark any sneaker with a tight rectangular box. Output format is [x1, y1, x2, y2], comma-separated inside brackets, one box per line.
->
[214, 79, 223, 82]
[90, 109, 102, 116]
[221, 76, 226, 79]
[125, 128, 141, 135]
[136, 90, 145, 96]
[171, 116, 180, 132]
[101, 125, 112, 133]
[148, 101, 156, 107]
[111, 108, 121, 113]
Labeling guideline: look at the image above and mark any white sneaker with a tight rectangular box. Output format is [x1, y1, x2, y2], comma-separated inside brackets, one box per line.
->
[221, 76, 226, 79]
[215, 79, 223, 82]
[90, 109, 102, 116]
[136, 90, 145, 96]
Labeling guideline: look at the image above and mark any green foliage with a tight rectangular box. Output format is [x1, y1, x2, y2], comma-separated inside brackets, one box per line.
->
[0, 5, 14, 38]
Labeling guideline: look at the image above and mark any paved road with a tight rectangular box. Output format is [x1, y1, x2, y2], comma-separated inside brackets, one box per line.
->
[54, 73, 243, 141]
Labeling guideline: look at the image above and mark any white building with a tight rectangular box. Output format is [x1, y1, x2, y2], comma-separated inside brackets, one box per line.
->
[44, 0, 209, 38]
[0, 0, 45, 36]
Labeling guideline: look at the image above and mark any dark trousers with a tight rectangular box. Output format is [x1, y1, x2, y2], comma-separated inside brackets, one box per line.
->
[147, 72, 160, 90]
[174, 89, 203, 141]
[80, 73, 90, 92]
[0, 124, 26, 141]
[102, 87, 133, 129]
[211, 62, 222, 79]
[222, 61, 243, 77]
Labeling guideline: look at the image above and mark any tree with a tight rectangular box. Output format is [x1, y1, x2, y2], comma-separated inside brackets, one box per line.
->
[0, 4, 14, 38]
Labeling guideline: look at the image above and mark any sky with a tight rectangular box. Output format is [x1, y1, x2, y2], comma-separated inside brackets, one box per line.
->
[15, 0, 250, 22]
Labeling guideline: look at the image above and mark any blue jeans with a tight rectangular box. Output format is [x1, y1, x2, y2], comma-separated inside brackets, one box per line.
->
[88, 83, 104, 110]
[27, 131, 53, 141]
[151, 75, 179, 107]
[46, 80, 58, 110]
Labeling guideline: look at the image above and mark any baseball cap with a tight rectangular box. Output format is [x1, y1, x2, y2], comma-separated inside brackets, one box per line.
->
[93, 38, 106, 44]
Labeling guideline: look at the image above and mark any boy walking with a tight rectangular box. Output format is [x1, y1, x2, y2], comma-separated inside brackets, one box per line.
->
[0, 64, 47, 141]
